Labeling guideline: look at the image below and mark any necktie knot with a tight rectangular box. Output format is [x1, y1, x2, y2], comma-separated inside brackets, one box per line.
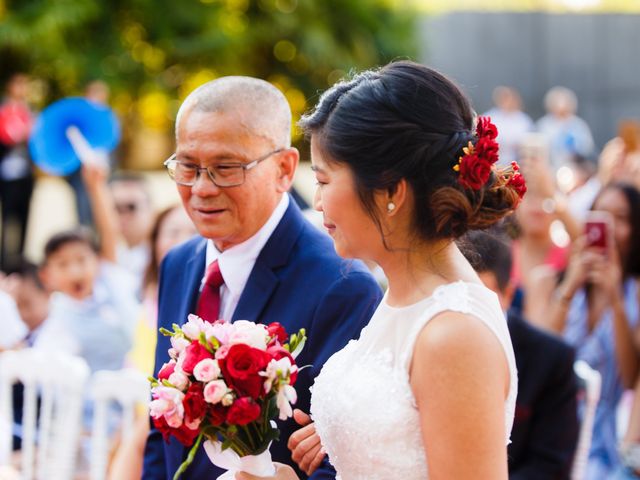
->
[204, 260, 224, 289]
[197, 260, 224, 323]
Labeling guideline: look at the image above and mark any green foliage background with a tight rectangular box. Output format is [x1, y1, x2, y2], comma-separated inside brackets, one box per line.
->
[0, 0, 417, 166]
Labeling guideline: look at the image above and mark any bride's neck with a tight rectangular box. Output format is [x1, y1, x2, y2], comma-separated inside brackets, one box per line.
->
[378, 240, 479, 307]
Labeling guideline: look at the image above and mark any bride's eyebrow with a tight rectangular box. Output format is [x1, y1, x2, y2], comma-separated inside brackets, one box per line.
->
[310, 165, 326, 173]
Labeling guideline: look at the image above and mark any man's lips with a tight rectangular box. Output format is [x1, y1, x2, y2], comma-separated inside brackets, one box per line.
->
[193, 206, 226, 215]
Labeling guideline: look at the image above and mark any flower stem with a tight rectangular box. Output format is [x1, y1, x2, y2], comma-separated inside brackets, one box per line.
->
[173, 433, 204, 480]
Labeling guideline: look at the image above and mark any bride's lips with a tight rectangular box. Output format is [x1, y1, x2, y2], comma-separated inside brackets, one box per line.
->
[323, 222, 336, 234]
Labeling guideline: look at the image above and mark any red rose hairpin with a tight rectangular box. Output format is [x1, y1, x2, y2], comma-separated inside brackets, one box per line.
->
[453, 116, 526, 200]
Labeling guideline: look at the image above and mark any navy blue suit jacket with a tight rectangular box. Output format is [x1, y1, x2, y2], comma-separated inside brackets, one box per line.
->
[507, 309, 579, 480]
[143, 200, 382, 479]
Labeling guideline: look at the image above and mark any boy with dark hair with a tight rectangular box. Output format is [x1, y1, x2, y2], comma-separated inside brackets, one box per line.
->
[34, 163, 138, 374]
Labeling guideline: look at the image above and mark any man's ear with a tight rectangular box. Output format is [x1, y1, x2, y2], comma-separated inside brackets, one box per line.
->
[275, 147, 299, 193]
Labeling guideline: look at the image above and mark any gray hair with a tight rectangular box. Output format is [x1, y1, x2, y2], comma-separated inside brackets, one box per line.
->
[176, 76, 292, 148]
[544, 86, 578, 114]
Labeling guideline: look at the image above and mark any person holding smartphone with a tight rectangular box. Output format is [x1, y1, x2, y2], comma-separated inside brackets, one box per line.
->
[538, 182, 640, 479]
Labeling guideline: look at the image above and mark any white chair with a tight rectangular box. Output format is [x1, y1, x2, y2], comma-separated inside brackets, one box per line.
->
[571, 360, 602, 480]
[88, 368, 150, 480]
[0, 348, 89, 480]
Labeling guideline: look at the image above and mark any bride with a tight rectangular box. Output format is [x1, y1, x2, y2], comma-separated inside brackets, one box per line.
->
[240, 61, 522, 479]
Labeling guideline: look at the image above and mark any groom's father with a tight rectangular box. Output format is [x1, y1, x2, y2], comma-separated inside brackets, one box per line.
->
[142, 76, 382, 479]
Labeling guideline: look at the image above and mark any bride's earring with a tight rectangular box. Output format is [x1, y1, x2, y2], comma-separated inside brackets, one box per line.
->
[387, 202, 396, 214]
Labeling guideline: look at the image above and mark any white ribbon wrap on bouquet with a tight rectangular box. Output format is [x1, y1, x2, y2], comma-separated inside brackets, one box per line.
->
[204, 440, 276, 480]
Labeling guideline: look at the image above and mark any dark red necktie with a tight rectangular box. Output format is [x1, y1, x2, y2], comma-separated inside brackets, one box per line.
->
[196, 260, 224, 323]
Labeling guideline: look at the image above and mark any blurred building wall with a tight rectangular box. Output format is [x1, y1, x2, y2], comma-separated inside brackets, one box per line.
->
[419, 12, 640, 150]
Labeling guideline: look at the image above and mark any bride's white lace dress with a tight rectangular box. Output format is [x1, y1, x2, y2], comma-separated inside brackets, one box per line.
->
[310, 281, 518, 480]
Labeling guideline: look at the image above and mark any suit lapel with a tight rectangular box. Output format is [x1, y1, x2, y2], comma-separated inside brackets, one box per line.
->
[180, 238, 207, 325]
[231, 201, 305, 322]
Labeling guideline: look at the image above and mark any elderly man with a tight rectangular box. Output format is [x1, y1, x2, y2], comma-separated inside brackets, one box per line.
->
[142, 77, 382, 479]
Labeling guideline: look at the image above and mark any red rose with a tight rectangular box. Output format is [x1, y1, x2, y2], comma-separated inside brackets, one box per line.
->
[267, 345, 298, 385]
[474, 137, 499, 165]
[219, 344, 272, 399]
[267, 322, 288, 345]
[208, 403, 228, 426]
[158, 361, 176, 381]
[508, 173, 527, 199]
[182, 342, 213, 375]
[152, 415, 200, 446]
[458, 154, 492, 190]
[183, 383, 207, 429]
[226, 397, 261, 426]
[476, 116, 498, 140]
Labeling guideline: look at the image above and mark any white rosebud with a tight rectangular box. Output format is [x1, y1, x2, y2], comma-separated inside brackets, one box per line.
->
[221, 392, 234, 407]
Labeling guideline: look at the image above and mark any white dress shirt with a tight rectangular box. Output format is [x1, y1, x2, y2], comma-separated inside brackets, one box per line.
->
[203, 194, 290, 321]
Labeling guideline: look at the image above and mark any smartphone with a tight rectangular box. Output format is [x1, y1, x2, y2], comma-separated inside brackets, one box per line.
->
[584, 211, 612, 251]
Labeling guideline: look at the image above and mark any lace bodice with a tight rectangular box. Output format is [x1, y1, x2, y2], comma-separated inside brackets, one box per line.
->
[310, 281, 518, 480]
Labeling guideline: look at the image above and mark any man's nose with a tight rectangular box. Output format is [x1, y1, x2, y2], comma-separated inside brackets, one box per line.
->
[191, 169, 221, 196]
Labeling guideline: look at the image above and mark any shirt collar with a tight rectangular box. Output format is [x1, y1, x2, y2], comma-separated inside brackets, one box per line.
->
[205, 193, 290, 296]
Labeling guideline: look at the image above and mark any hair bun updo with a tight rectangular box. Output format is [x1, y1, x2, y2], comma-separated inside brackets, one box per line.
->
[299, 60, 524, 243]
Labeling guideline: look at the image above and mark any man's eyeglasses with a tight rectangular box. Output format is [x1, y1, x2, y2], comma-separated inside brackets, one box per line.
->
[163, 149, 283, 188]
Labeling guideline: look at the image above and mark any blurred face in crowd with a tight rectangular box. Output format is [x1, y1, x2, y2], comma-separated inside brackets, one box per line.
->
[175, 108, 295, 251]
[311, 137, 385, 260]
[494, 87, 521, 113]
[154, 206, 197, 265]
[41, 241, 99, 301]
[515, 192, 554, 240]
[110, 180, 153, 247]
[14, 276, 49, 331]
[6, 74, 29, 101]
[593, 187, 632, 264]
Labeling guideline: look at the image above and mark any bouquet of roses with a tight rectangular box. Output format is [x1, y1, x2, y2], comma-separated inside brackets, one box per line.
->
[149, 314, 306, 480]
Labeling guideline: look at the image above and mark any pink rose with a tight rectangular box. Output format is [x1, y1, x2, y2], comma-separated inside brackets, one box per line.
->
[168, 370, 190, 391]
[149, 386, 185, 428]
[193, 358, 220, 383]
[203, 379, 228, 404]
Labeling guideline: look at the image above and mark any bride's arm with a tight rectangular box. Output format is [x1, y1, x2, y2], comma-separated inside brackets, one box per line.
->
[411, 311, 510, 480]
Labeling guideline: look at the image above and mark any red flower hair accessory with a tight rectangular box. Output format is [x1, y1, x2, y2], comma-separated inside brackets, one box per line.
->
[453, 116, 500, 190]
[505, 161, 527, 200]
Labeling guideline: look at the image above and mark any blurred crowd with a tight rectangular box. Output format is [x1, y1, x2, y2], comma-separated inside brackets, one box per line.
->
[1, 70, 640, 480]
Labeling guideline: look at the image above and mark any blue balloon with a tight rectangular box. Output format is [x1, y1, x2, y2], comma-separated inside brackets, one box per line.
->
[29, 97, 120, 176]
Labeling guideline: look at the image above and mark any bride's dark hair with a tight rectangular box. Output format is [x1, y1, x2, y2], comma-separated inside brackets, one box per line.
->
[299, 61, 520, 242]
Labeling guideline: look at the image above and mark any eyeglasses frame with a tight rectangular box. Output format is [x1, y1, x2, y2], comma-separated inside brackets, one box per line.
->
[163, 148, 284, 187]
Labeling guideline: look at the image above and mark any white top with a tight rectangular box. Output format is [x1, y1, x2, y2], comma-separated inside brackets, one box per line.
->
[310, 281, 518, 480]
[0, 290, 26, 349]
[203, 194, 289, 321]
